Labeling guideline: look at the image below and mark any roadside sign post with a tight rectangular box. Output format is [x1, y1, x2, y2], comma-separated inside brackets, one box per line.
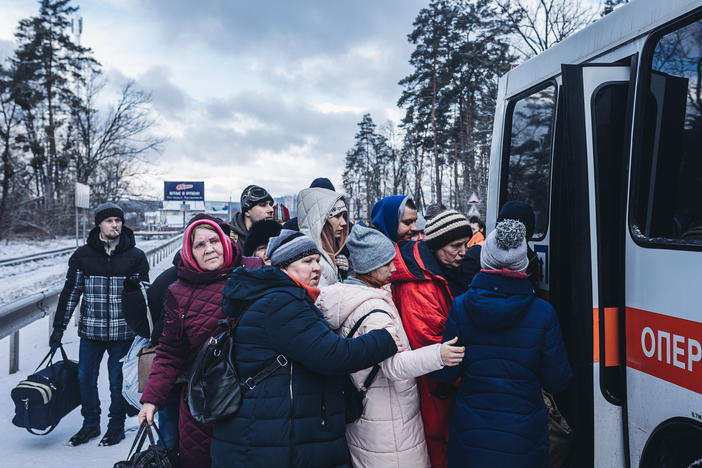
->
[467, 191, 481, 219]
[164, 181, 204, 229]
[75, 182, 90, 247]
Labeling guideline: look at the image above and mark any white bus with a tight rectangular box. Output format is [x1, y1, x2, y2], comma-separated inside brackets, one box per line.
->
[486, 0, 702, 466]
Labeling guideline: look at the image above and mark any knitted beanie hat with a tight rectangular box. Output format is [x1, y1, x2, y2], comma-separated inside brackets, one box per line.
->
[240, 185, 274, 213]
[244, 219, 282, 256]
[415, 212, 427, 232]
[328, 198, 347, 218]
[310, 177, 335, 191]
[498, 201, 535, 240]
[424, 203, 447, 220]
[424, 209, 472, 251]
[266, 229, 320, 268]
[346, 224, 396, 274]
[480, 219, 529, 272]
[94, 202, 124, 226]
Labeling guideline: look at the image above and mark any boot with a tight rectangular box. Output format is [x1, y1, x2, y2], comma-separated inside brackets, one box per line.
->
[68, 425, 100, 446]
[99, 427, 126, 446]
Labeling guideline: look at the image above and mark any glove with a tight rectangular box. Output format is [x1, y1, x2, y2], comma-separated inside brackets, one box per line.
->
[123, 276, 141, 292]
[335, 254, 349, 272]
[49, 328, 64, 350]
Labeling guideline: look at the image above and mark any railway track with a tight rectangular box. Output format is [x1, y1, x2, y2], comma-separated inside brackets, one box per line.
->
[0, 246, 77, 268]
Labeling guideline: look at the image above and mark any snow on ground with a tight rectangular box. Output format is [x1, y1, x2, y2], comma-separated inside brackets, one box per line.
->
[0, 236, 78, 259]
[0, 237, 167, 305]
[0, 253, 175, 468]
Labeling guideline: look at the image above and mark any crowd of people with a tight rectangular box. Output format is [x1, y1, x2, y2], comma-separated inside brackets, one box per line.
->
[50, 178, 573, 468]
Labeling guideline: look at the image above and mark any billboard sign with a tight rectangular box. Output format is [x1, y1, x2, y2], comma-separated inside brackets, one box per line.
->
[164, 181, 204, 201]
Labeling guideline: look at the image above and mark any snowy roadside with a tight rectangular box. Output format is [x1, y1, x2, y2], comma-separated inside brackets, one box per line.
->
[0, 252, 176, 467]
[0, 237, 167, 305]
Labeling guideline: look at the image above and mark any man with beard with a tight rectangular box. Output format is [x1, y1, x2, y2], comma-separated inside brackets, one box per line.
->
[50, 202, 149, 447]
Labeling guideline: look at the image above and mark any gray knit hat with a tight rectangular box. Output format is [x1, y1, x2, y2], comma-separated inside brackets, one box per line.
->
[266, 229, 320, 268]
[415, 212, 427, 232]
[94, 202, 124, 226]
[424, 209, 472, 251]
[480, 219, 529, 272]
[346, 224, 396, 274]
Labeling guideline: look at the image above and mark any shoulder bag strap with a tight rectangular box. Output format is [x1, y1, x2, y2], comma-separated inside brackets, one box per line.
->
[122, 422, 149, 461]
[242, 354, 289, 392]
[139, 282, 154, 338]
[346, 309, 393, 392]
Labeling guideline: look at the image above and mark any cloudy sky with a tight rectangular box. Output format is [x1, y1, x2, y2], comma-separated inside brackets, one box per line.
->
[0, 0, 429, 201]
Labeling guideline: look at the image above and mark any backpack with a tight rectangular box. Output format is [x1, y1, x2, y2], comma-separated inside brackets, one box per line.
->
[187, 318, 289, 424]
[11, 345, 80, 435]
[343, 309, 392, 424]
[113, 421, 176, 468]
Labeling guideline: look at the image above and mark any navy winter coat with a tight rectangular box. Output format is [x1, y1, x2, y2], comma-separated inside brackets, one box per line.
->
[211, 266, 398, 468]
[432, 271, 572, 468]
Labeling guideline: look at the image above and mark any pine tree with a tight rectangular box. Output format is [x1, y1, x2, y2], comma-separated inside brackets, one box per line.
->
[0, 64, 21, 238]
[343, 114, 393, 219]
[11, 0, 99, 214]
[398, 0, 457, 206]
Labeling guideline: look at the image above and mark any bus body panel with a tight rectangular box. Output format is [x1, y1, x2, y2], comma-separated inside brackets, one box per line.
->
[487, 0, 702, 464]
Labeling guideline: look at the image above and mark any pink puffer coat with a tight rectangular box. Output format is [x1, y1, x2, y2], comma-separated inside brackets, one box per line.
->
[316, 279, 445, 468]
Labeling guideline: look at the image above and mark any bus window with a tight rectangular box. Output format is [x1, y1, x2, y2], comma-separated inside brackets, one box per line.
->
[633, 16, 702, 246]
[501, 83, 556, 240]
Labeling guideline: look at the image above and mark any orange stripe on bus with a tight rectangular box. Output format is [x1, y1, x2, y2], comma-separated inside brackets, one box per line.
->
[592, 307, 620, 366]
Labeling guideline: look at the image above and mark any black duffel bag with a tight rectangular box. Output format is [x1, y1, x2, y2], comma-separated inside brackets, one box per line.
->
[11, 345, 80, 435]
[114, 421, 176, 468]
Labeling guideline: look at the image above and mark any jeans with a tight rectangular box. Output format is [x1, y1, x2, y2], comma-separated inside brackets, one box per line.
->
[157, 384, 182, 449]
[78, 338, 132, 430]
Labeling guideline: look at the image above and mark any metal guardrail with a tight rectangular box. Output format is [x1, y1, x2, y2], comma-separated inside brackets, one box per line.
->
[0, 246, 76, 268]
[0, 233, 183, 373]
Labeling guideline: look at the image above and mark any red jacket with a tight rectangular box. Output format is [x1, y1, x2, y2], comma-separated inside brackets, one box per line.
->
[391, 241, 455, 468]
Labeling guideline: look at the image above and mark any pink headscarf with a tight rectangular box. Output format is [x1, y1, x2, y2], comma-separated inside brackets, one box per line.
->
[181, 218, 234, 272]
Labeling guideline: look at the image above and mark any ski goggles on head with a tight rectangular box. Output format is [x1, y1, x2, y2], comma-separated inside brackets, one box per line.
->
[241, 185, 273, 212]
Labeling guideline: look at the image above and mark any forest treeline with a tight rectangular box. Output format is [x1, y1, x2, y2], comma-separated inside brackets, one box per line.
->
[0, 0, 161, 239]
[0, 0, 630, 238]
[343, 0, 629, 219]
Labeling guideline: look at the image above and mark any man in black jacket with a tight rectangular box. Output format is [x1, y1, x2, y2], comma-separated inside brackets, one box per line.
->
[50, 202, 149, 447]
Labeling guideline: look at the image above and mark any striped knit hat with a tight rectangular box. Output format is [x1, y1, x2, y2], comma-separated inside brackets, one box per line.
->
[424, 209, 472, 251]
[266, 229, 320, 268]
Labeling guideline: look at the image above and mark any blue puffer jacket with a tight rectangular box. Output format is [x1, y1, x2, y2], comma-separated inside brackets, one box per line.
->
[432, 271, 572, 468]
[211, 266, 398, 468]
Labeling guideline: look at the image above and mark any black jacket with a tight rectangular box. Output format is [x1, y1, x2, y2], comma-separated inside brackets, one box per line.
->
[122, 252, 180, 344]
[229, 211, 248, 252]
[53, 226, 149, 341]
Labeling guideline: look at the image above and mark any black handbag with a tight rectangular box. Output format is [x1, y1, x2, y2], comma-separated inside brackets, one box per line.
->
[343, 310, 391, 424]
[113, 421, 176, 468]
[187, 319, 289, 424]
[11, 345, 80, 435]
[543, 389, 574, 468]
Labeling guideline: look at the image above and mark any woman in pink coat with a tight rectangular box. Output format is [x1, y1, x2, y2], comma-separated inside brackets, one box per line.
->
[316, 224, 465, 468]
[138, 214, 261, 467]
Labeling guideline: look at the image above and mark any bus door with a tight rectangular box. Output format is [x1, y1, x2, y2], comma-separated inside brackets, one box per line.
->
[625, 13, 702, 468]
[555, 62, 634, 467]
